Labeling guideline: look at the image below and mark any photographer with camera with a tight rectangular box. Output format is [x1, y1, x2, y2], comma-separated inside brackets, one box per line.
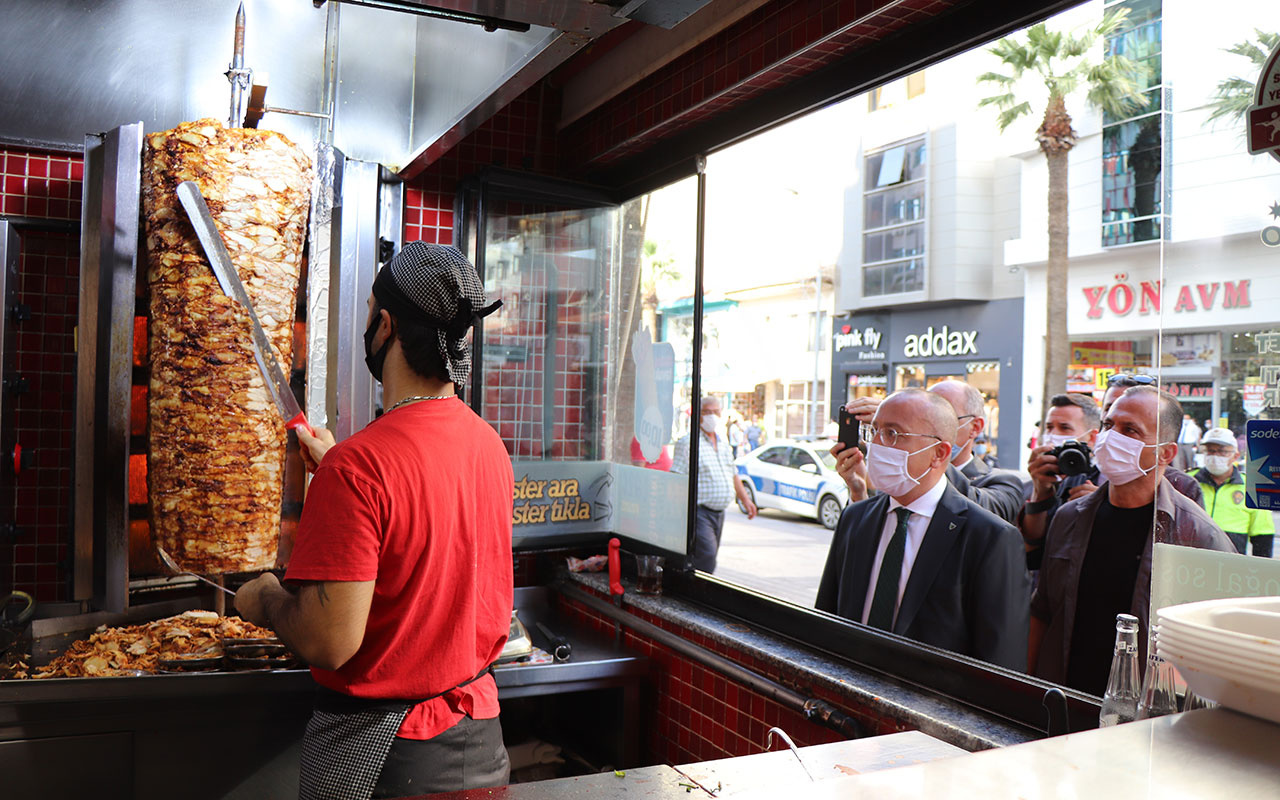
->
[1021, 393, 1101, 565]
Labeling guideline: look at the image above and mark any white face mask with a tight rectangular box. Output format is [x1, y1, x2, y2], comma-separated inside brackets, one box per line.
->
[1094, 429, 1159, 486]
[1041, 433, 1079, 449]
[701, 414, 718, 432]
[866, 441, 937, 498]
[1204, 455, 1233, 476]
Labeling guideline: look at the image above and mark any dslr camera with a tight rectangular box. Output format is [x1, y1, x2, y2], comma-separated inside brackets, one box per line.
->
[1049, 440, 1093, 477]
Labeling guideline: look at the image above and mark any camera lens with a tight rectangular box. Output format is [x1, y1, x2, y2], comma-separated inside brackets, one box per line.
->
[1058, 447, 1087, 476]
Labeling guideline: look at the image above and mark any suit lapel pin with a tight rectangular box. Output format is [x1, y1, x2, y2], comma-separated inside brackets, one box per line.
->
[949, 522, 956, 530]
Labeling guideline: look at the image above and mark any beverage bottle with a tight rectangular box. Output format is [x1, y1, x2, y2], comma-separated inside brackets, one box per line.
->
[1099, 613, 1141, 727]
[1136, 649, 1179, 720]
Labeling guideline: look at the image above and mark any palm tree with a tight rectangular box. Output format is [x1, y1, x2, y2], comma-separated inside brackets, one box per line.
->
[1205, 30, 1279, 127]
[641, 239, 682, 336]
[977, 10, 1146, 404]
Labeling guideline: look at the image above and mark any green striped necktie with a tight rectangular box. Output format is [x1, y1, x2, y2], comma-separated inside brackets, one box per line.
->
[867, 507, 912, 630]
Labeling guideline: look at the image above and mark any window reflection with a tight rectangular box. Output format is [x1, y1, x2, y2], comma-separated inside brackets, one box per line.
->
[863, 137, 927, 297]
[629, 0, 1280, 703]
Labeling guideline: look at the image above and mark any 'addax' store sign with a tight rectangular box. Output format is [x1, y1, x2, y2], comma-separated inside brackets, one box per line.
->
[902, 326, 979, 358]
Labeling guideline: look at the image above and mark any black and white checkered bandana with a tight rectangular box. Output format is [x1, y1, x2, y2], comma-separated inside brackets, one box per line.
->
[372, 242, 501, 385]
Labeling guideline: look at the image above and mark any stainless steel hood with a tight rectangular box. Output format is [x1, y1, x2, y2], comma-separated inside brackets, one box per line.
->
[0, 0, 711, 171]
[330, 1, 713, 32]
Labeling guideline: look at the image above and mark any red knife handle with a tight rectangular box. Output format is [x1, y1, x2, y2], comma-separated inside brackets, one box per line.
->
[286, 412, 316, 438]
[608, 537, 623, 596]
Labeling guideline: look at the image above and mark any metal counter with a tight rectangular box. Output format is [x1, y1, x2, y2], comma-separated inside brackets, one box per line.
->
[0, 586, 649, 800]
[402, 731, 966, 799]
[738, 708, 1280, 799]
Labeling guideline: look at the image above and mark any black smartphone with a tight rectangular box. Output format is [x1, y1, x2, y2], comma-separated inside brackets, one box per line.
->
[837, 405, 859, 450]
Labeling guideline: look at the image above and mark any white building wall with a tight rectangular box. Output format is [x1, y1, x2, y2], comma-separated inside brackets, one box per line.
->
[1011, 0, 1280, 469]
[1163, 0, 1280, 241]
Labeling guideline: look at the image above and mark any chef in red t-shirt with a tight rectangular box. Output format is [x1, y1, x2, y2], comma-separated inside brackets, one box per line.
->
[235, 242, 513, 800]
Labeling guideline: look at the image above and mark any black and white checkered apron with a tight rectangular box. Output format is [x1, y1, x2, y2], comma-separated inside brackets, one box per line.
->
[298, 667, 492, 800]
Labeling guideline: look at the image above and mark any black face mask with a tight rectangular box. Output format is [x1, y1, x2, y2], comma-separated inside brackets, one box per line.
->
[363, 312, 392, 383]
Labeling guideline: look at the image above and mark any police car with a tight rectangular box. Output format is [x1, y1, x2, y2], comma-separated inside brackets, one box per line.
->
[734, 439, 848, 529]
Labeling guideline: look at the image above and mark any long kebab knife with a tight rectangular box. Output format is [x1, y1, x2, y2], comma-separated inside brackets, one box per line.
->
[175, 180, 315, 438]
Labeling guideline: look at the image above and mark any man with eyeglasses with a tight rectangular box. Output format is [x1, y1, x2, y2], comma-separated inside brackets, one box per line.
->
[816, 389, 1030, 670]
[1102, 375, 1203, 507]
[831, 384, 1024, 524]
[928, 380, 1024, 523]
[1029, 386, 1232, 695]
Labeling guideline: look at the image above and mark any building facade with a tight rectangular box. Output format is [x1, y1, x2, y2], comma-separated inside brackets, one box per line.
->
[1010, 0, 1280, 458]
[831, 298, 1024, 463]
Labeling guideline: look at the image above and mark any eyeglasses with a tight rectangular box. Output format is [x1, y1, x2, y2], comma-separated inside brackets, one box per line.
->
[870, 428, 943, 448]
[957, 414, 977, 423]
[1106, 374, 1157, 387]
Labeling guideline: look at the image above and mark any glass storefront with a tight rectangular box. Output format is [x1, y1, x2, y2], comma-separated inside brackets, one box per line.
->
[499, 0, 1280, 719]
[844, 372, 888, 405]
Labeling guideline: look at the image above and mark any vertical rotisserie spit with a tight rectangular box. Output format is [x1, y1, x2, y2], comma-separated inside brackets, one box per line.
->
[142, 119, 311, 574]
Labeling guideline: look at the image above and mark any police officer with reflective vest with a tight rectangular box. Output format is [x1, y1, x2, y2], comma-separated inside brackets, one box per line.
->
[1189, 427, 1274, 558]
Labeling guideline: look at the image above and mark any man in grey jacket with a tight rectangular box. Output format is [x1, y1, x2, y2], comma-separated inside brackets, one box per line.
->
[929, 380, 1024, 524]
[1029, 386, 1232, 694]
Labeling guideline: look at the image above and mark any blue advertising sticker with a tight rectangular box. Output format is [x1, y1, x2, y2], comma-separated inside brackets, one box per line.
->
[1244, 419, 1280, 509]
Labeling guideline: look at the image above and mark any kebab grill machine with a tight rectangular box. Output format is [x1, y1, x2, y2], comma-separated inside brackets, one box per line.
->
[12, 5, 400, 677]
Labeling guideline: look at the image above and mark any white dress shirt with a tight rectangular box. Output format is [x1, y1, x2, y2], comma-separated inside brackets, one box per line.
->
[861, 476, 948, 626]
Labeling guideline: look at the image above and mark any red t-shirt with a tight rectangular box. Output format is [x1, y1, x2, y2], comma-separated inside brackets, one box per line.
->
[285, 397, 514, 740]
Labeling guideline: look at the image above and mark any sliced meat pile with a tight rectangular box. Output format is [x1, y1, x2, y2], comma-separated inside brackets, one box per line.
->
[24, 611, 278, 678]
[142, 119, 311, 574]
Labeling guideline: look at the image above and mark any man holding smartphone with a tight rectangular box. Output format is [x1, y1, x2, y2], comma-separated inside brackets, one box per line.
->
[831, 383, 1023, 523]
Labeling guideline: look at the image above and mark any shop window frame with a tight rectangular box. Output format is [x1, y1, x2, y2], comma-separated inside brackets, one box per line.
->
[1100, 0, 1170, 249]
[863, 136, 928, 298]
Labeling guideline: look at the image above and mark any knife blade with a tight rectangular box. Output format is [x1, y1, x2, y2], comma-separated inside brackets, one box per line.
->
[175, 180, 314, 437]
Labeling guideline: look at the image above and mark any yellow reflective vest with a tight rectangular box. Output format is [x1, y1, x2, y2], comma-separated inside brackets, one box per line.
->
[1189, 467, 1276, 537]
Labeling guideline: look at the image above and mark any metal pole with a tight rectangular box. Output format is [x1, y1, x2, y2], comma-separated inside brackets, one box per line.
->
[321, 0, 342, 144]
[687, 157, 707, 569]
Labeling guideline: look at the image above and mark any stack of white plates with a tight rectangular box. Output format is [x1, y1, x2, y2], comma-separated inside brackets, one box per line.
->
[1156, 596, 1280, 724]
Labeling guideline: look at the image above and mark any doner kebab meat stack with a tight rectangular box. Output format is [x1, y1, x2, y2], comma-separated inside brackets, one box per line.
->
[143, 119, 312, 574]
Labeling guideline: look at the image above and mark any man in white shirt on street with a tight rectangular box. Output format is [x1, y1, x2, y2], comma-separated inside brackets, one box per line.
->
[672, 396, 757, 572]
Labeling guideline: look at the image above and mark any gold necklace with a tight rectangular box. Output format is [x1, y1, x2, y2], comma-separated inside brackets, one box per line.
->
[386, 394, 454, 413]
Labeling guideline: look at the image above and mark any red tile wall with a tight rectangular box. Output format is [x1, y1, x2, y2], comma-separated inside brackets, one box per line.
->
[558, 0, 957, 173]
[1, 150, 83, 220]
[403, 89, 605, 459]
[481, 208, 605, 460]
[3, 146, 84, 602]
[557, 590, 914, 766]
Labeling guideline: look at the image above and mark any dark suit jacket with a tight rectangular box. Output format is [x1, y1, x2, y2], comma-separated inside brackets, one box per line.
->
[950, 459, 1024, 524]
[815, 482, 1031, 671]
